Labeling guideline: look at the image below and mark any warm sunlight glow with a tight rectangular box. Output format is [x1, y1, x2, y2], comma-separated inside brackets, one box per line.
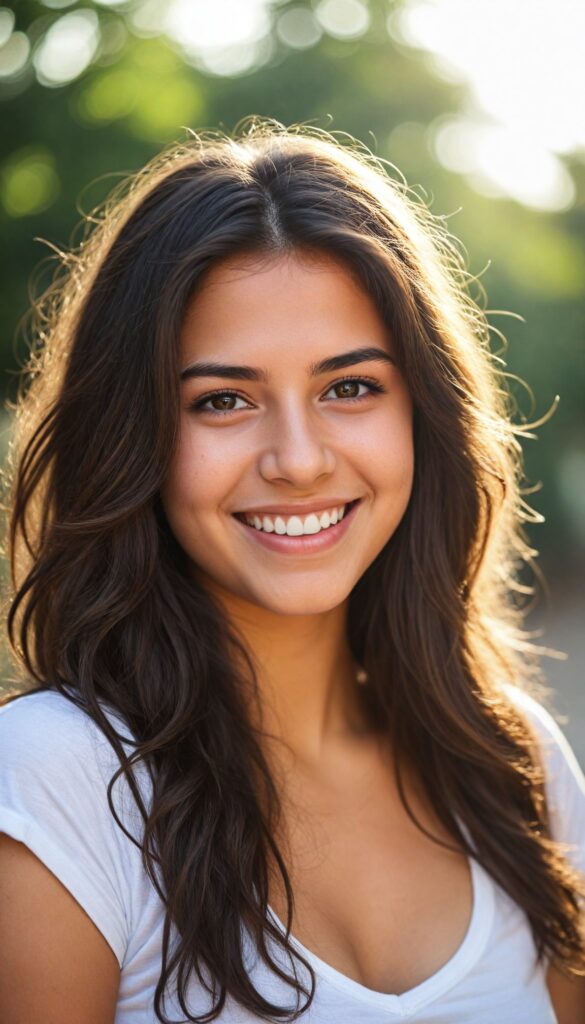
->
[164, 0, 272, 75]
[431, 117, 576, 211]
[389, 0, 585, 210]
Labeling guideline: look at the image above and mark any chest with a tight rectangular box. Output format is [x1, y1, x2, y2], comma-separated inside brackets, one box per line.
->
[268, 741, 473, 996]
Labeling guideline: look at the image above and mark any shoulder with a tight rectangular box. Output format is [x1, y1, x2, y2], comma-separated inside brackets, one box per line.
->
[0, 686, 153, 833]
[503, 683, 584, 783]
[0, 689, 102, 800]
[0, 688, 152, 966]
[0, 687, 105, 760]
[0, 687, 147, 801]
[503, 683, 585, 872]
[0, 685, 133, 747]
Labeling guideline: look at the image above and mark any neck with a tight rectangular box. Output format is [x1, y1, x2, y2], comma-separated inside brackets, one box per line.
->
[205, 583, 372, 767]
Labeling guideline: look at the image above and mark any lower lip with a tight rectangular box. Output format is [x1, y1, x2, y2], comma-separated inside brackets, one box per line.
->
[232, 500, 362, 554]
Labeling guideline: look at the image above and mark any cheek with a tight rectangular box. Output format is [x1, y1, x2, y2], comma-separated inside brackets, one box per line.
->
[351, 396, 414, 497]
[160, 427, 245, 549]
[160, 435, 208, 541]
[372, 445, 415, 526]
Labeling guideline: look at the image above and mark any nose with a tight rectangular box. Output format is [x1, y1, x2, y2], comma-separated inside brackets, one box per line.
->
[258, 400, 336, 487]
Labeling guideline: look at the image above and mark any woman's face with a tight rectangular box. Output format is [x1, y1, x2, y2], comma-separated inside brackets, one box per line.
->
[161, 250, 414, 617]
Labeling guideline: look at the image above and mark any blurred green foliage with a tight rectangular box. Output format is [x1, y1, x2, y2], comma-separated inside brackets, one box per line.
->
[1, 0, 584, 575]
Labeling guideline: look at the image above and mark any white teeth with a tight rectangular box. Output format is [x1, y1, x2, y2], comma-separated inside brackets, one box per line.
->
[241, 503, 351, 536]
[285, 516, 303, 537]
[302, 514, 321, 535]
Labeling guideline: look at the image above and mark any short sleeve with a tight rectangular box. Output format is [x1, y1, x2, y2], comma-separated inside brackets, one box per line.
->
[504, 684, 585, 876]
[0, 689, 148, 968]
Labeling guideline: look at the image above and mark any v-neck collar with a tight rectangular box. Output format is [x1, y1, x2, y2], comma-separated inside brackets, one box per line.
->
[264, 824, 495, 1017]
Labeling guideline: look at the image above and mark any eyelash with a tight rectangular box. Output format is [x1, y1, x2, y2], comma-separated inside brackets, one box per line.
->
[188, 376, 387, 416]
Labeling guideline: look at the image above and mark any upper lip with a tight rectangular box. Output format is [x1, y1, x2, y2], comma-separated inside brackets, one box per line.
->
[234, 498, 360, 517]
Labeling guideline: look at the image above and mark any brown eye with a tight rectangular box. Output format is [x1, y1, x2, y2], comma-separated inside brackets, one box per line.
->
[210, 395, 238, 411]
[323, 377, 385, 403]
[190, 391, 250, 415]
[334, 380, 361, 399]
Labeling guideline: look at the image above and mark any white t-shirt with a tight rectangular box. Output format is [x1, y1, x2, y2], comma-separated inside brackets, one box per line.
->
[0, 684, 583, 1023]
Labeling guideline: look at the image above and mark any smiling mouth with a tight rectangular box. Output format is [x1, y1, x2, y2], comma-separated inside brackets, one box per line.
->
[233, 497, 362, 536]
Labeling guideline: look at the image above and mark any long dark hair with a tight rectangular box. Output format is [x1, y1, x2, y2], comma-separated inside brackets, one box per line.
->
[3, 120, 584, 1022]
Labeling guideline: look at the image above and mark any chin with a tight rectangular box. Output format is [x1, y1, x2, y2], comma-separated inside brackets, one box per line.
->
[246, 582, 352, 618]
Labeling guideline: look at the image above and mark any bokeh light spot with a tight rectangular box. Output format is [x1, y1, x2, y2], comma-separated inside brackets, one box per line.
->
[390, 0, 584, 209]
[98, 18, 128, 59]
[129, 0, 168, 38]
[276, 8, 322, 49]
[315, 0, 370, 40]
[387, 122, 427, 168]
[166, 0, 270, 52]
[33, 9, 100, 87]
[40, 0, 78, 8]
[431, 116, 576, 212]
[0, 8, 15, 47]
[1, 147, 60, 217]
[164, 0, 272, 76]
[195, 36, 273, 77]
[77, 68, 139, 123]
[130, 36, 181, 72]
[0, 31, 30, 77]
[128, 77, 203, 140]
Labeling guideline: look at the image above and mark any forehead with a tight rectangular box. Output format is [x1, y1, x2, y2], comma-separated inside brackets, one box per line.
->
[179, 250, 393, 363]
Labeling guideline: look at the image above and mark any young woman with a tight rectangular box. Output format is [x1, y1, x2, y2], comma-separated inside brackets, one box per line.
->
[0, 122, 583, 1024]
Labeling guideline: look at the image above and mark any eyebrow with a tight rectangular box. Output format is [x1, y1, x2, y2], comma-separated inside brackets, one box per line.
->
[180, 346, 395, 382]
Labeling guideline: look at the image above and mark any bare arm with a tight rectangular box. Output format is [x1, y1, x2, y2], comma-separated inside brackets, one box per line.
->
[546, 958, 585, 1024]
[0, 833, 121, 1024]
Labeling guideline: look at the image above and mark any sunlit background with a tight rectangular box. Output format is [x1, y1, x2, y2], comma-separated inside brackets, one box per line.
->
[1, 0, 584, 758]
